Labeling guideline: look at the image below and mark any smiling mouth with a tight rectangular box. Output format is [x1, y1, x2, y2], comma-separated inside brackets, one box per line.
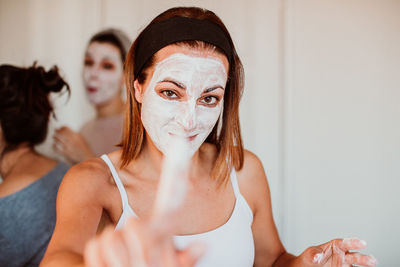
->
[187, 134, 198, 141]
[168, 133, 198, 141]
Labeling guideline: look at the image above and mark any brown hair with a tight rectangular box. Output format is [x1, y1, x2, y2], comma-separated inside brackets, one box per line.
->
[88, 28, 131, 65]
[0, 62, 70, 156]
[120, 7, 244, 185]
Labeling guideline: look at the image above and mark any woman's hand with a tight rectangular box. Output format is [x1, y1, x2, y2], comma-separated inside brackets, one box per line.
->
[53, 126, 95, 164]
[298, 238, 377, 267]
[84, 217, 204, 267]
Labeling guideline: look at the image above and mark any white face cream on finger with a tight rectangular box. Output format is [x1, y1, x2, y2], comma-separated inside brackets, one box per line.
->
[82, 42, 124, 105]
[140, 53, 228, 156]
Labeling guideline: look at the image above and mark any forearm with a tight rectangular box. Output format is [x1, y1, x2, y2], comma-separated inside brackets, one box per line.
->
[40, 250, 85, 267]
[272, 251, 304, 267]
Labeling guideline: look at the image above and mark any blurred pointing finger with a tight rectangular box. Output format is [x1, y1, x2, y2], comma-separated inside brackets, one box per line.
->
[84, 238, 105, 267]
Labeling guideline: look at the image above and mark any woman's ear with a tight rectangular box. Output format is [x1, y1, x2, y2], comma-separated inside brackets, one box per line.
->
[134, 79, 143, 103]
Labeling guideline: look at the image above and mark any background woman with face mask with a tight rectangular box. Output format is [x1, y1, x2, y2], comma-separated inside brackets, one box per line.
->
[0, 63, 70, 266]
[41, 7, 377, 267]
[53, 29, 131, 164]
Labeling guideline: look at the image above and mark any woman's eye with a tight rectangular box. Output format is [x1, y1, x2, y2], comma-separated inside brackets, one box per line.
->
[161, 90, 178, 99]
[84, 59, 93, 66]
[102, 63, 115, 70]
[200, 96, 218, 106]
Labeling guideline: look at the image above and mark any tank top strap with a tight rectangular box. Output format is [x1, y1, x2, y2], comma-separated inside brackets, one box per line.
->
[229, 168, 241, 198]
[230, 167, 254, 221]
[100, 154, 129, 210]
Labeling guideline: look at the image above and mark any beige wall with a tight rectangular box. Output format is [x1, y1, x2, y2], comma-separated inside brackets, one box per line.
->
[283, 1, 400, 260]
[1, 0, 399, 265]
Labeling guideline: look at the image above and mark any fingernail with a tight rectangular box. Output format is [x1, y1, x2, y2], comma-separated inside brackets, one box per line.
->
[313, 252, 323, 264]
[189, 242, 206, 258]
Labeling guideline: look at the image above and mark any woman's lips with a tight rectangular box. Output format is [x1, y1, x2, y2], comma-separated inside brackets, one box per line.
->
[168, 133, 198, 141]
[87, 87, 98, 93]
[187, 134, 198, 141]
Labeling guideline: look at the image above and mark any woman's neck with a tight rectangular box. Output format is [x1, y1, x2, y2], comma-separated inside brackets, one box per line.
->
[0, 146, 34, 180]
[95, 95, 125, 119]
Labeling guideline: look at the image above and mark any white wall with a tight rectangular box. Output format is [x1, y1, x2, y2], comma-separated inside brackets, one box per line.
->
[1, 0, 399, 265]
[283, 1, 400, 263]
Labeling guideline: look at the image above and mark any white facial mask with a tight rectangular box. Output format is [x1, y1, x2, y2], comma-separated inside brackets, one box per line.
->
[140, 53, 228, 156]
[82, 42, 124, 105]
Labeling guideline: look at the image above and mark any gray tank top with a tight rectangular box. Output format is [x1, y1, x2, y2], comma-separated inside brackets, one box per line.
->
[0, 162, 69, 267]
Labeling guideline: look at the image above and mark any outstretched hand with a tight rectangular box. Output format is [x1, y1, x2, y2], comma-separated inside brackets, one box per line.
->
[299, 238, 377, 267]
[84, 136, 201, 267]
[84, 217, 204, 267]
[53, 126, 95, 164]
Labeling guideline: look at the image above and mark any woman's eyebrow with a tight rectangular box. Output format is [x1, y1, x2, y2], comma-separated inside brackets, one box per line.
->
[101, 56, 118, 62]
[204, 86, 225, 93]
[85, 53, 117, 62]
[158, 78, 186, 89]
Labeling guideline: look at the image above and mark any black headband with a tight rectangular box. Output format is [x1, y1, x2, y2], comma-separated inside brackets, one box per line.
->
[134, 16, 233, 79]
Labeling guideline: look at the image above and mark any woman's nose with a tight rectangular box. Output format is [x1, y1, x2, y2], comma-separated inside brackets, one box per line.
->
[175, 103, 197, 132]
[86, 66, 100, 80]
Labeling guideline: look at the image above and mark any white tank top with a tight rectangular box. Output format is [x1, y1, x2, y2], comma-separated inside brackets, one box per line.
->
[101, 154, 255, 267]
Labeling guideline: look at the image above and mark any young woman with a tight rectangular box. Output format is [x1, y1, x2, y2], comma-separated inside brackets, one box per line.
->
[41, 7, 377, 267]
[53, 29, 131, 164]
[0, 63, 70, 266]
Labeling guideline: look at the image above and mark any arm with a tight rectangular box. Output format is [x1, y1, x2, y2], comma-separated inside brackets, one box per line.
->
[237, 150, 295, 267]
[239, 150, 377, 267]
[40, 160, 106, 267]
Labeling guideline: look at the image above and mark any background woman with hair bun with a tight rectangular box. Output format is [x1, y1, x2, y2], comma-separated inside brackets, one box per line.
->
[0, 63, 70, 266]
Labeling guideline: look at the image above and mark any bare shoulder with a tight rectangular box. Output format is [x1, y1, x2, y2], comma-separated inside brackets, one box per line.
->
[236, 149, 270, 214]
[62, 157, 110, 184]
[58, 157, 113, 203]
[236, 149, 267, 185]
[239, 150, 265, 175]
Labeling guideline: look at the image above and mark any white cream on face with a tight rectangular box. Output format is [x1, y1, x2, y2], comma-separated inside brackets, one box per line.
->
[82, 42, 124, 105]
[140, 53, 228, 156]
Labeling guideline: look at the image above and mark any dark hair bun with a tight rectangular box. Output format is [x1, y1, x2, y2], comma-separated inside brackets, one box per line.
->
[0, 62, 70, 151]
[29, 63, 70, 94]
